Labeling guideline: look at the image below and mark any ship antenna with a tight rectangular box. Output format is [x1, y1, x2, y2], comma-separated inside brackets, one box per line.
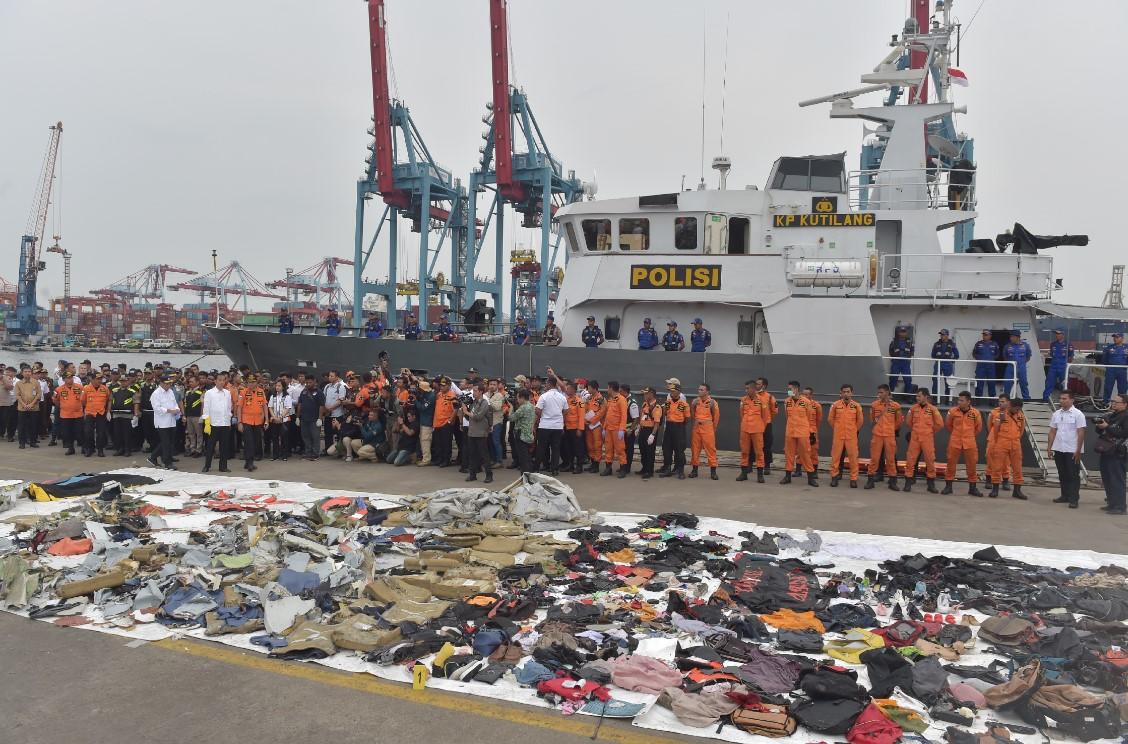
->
[719, 7, 730, 156]
[699, 11, 707, 190]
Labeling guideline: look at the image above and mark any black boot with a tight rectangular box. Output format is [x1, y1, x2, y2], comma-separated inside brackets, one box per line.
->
[658, 469, 673, 478]
[941, 481, 953, 495]
[572, 465, 582, 474]
[779, 472, 792, 485]
[1001, 479, 1011, 491]
[1012, 485, 1028, 501]
[676, 468, 686, 480]
[902, 478, 914, 493]
[888, 478, 900, 492]
[586, 461, 600, 473]
[709, 467, 718, 481]
[65, 447, 75, 455]
[969, 483, 983, 497]
[864, 475, 875, 490]
[807, 473, 819, 487]
[756, 468, 765, 483]
[763, 465, 771, 476]
[989, 484, 999, 498]
[875, 472, 885, 482]
[830, 475, 840, 487]
[600, 464, 612, 476]
[616, 465, 627, 479]
[926, 478, 939, 494]
[736, 467, 748, 482]
[49, 438, 57, 446]
[687, 466, 698, 479]
[849, 479, 858, 488]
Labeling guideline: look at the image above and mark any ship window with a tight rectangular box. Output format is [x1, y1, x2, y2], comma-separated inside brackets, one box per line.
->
[582, 219, 612, 251]
[565, 222, 580, 253]
[618, 218, 649, 251]
[674, 217, 697, 250]
[604, 316, 621, 341]
[737, 320, 755, 346]
[771, 158, 812, 190]
[769, 156, 846, 193]
[810, 159, 846, 192]
[728, 217, 749, 254]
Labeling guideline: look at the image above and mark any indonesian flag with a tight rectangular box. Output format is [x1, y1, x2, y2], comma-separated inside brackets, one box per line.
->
[949, 67, 969, 86]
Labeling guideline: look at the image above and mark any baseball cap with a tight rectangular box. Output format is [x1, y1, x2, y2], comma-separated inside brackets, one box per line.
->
[514, 374, 528, 383]
[641, 385, 656, 395]
[1010, 330, 1021, 337]
[693, 318, 703, 324]
[417, 380, 432, 392]
[467, 367, 478, 374]
[1114, 332, 1124, 338]
[574, 377, 588, 387]
[643, 317, 651, 323]
[664, 377, 681, 389]
[1054, 328, 1065, 334]
[939, 329, 949, 335]
[586, 315, 595, 321]
[667, 321, 677, 327]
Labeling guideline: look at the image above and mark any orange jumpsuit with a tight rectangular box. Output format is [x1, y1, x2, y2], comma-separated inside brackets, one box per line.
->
[868, 400, 903, 476]
[82, 384, 110, 416]
[689, 397, 720, 467]
[238, 387, 268, 425]
[584, 393, 605, 463]
[828, 399, 865, 480]
[783, 396, 816, 473]
[945, 406, 983, 483]
[987, 408, 1025, 485]
[807, 398, 823, 452]
[905, 402, 944, 479]
[54, 382, 86, 420]
[738, 393, 771, 468]
[602, 393, 628, 465]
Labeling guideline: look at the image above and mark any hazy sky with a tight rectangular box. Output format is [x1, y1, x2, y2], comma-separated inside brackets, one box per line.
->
[1, 0, 1123, 309]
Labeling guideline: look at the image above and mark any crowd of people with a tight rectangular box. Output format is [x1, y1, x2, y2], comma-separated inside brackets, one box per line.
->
[1, 354, 1125, 514]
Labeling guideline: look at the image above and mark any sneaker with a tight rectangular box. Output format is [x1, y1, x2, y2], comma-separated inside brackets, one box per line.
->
[146, 456, 159, 468]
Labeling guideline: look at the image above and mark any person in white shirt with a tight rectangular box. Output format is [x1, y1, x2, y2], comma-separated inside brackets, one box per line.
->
[268, 380, 294, 462]
[322, 370, 347, 455]
[285, 372, 305, 456]
[201, 371, 235, 472]
[534, 375, 569, 475]
[148, 375, 182, 470]
[1048, 390, 1086, 508]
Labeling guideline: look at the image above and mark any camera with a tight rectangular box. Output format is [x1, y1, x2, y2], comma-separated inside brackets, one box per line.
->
[457, 391, 475, 409]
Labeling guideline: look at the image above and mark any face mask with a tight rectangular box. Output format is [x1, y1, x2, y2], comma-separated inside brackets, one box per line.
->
[787, 389, 796, 398]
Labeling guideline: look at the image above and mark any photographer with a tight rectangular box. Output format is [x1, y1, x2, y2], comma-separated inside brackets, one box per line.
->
[460, 382, 493, 483]
[386, 406, 420, 466]
[486, 379, 505, 466]
[1095, 394, 1128, 515]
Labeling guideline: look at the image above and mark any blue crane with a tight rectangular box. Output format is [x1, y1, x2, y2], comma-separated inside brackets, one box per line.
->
[12, 121, 63, 338]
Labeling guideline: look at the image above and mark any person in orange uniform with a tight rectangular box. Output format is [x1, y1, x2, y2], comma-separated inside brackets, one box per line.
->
[865, 384, 903, 491]
[81, 373, 111, 457]
[828, 384, 865, 488]
[637, 386, 663, 479]
[736, 380, 772, 483]
[583, 380, 605, 473]
[54, 365, 85, 456]
[561, 381, 585, 474]
[237, 373, 269, 472]
[944, 390, 984, 496]
[794, 386, 823, 477]
[601, 381, 628, 477]
[688, 383, 720, 480]
[658, 379, 690, 479]
[432, 377, 458, 468]
[753, 378, 779, 475]
[902, 389, 945, 493]
[780, 381, 818, 486]
[987, 395, 1027, 500]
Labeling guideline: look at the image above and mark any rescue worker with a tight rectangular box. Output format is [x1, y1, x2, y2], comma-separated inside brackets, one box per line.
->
[601, 381, 628, 478]
[658, 379, 689, 479]
[987, 396, 1027, 500]
[1042, 329, 1073, 401]
[736, 379, 771, 483]
[53, 365, 85, 456]
[511, 316, 530, 346]
[324, 308, 342, 337]
[865, 384, 903, 490]
[433, 312, 456, 341]
[754, 377, 778, 474]
[930, 329, 959, 397]
[688, 383, 720, 480]
[638, 318, 659, 350]
[637, 385, 663, 479]
[364, 313, 384, 339]
[562, 381, 585, 473]
[278, 307, 294, 334]
[797, 386, 822, 477]
[1102, 332, 1128, 401]
[944, 390, 983, 496]
[1002, 331, 1033, 400]
[582, 380, 605, 471]
[888, 325, 915, 394]
[581, 316, 604, 348]
[661, 321, 685, 351]
[902, 389, 944, 493]
[401, 313, 421, 340]
[689, 318, 711, 352]
[82, 373, 111, 457]
[972, 330, 1000, 398]
[828, 384, 864, 488]
[237, 373, 268, 472]
[541, 317, 561, 347]
[780, 381, 817, 486]
[431, 377, 458, 467]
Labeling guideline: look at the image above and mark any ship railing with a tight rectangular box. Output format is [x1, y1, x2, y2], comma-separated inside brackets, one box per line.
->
[879, 355, 1018, 404]
[848, 166, 977, 211]
[1064, 362, 1128, 407]
[875, 252, 1054, 299]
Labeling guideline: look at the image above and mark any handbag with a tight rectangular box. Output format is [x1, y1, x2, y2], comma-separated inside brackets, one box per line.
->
[730, 705, 797, 737]
[1094, 435, 1126, 456]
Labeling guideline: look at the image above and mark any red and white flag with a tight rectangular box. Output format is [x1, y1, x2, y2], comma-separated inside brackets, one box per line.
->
[949, 67, 969, 86]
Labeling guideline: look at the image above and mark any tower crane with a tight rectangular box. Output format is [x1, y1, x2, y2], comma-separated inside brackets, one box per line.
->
[12, 122, 63, 337]
[45, 237, 71, 300]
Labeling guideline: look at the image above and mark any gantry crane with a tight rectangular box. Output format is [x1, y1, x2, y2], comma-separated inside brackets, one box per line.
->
[169, 261, 284, 314]
[45, 237, 71, 300]
[12, 122, 63, 337]
[269, 257, 354, 309]
[467, 0, 582, 328]
[93, 264, 197, 304]
[352, 0, 475, 330]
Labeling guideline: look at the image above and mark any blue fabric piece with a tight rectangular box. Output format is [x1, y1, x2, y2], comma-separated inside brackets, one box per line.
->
[159, 586, 221, 625]
[250, 633, 289, 649]
[580, 699, 646, 718]
[213, 604, 264, 628]
[472, 629, 508, 657]
[514, 660, 555, 686]
[276, 569, 321, 595]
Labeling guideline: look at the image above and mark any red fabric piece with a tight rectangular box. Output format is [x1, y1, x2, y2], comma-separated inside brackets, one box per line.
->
[47, 537, 93, 556]
[536, 675, 611, 702]
[847, 703, 903, 744]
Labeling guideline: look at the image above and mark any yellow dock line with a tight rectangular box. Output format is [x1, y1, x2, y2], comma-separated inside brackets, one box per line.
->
[153, 637, 684, 744]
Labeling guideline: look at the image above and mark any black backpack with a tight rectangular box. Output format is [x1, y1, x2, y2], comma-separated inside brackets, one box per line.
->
[791, 698, 866, 734]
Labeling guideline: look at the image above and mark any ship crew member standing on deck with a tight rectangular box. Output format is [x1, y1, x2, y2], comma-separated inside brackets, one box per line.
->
[364, 313, 384, 339]
[324, 308, 342, 337]
[661, 321, 685, 351]
[930, 329, 959, 398]
[1041, 329, 1073, 401]
[541, 316, 561, 346]
[1102, 332, 1128, 401]
[511, 316, 530, 346]
[689, 319, 711, 352]
[687, 383, 720, 480]
[581, 316, 604, 348]
[278, 307, 294, 334]
[401, 313, 421, 340]
[828, 384, 864, 488]
[972, 330, 1000, 398]
[637, 318, 658, 350]
[432, 312, 456, 341]
[780, 381, 818, 486]
[888, 325, 915, 395]
[1003, 331, 1033, 400]
[902, 389, 944, 493]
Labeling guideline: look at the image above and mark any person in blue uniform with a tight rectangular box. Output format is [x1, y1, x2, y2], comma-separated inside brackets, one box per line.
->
[581, 316, 604, 348]
[1042, 328, 1073, 401]
[364, 313, 384, 339]
[661, 321, 685, 351]
[1103, 332, 1128, 400]
[972, 329, 999, 398]
[278, 307, 294, 334]
[930, 328, 959, 396]
[1003, 330, 1033, 400]
[888, 325, 914, 394]
[689, 318, 711, 352]
[433, 312, 455, 341]
[638, 318, 658, 350]
[401, 313, 421, 340]
[324, 308, 342, 337]
[511, 317, 530, 346]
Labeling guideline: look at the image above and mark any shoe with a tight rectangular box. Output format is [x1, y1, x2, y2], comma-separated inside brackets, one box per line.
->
[926, 478, 939, 494]
[1052, 496, 1070, 504]
[345, 455, 354, 462]
[888, 479, 900, 492]
[850, 480, 858, 488]
[864, 476, 875, 490]
[1106, 508, 1127, 515]
[763, 466, 772, 476]
[64, 448, 75, 455]
[483, 475, 493, 484]
[600, 465, 612, 476]
[18, 443, 24, 449]
[1067, 501, 1078, 509]
[1012, 486, 1027, 501]
[202, 466, 211, 473]
[756, 468, 765, 483]
[969, 484, 983, 497]
[84, 451, 92, 457]
[989, 485, 999, 498]
[281, 457, 288, 462]
[617, 468, 627, 479]
[219, 467, 231, 473]
[458, 467, 468, 474]
[807, 473, 819, 487]
[941, 481, 953, 495]
[165, 465, 178, 471]
[902, 478, 914, 493]
[271, 456, 278, 461]
[1001, 480, 1011, 491]
[48, 439, 57, 446]
[465, 474, 477, 482]
[641, 472, 651, 480]
[677, 471, 685, 480]
[247, 464, 257, 472]
[736, 468, 748, 482]
[146, 456, 159, 467]
[586, 463, 600, 473]
[779, 472, 792, 484]
[908, 603, 924, 621]
[572, 466, 582, 474]
[688, 466, 699, 479]
[30, 443, 38, 448]
[709, 467, 718, 480]
[830, 475, 840, 487]
[657, 471, 673, 478]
